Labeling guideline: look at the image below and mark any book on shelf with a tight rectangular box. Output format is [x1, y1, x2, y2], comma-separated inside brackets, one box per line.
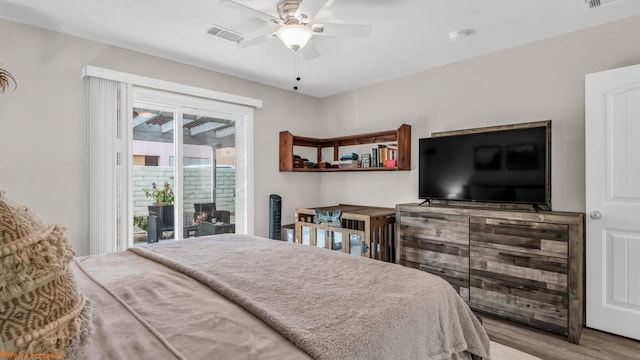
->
[361, 153, 371, 168]
[339, 160, 360, 168]
[371, 148, 378, 167]
[386, 143, 398, 161]
[378, 144, 387, 167]
[339, 152, 359, 161]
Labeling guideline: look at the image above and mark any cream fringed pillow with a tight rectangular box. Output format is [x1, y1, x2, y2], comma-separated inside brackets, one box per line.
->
[0, 190, 92, 358]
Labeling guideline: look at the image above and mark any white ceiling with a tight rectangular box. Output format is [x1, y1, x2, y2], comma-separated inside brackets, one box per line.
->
[1, 0, 640, 98]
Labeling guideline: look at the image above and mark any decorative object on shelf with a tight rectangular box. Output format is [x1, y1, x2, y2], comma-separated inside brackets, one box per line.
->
[0, 65, 17, 93]
[383, 159, 397, 167]
[314, 207, 341, 227]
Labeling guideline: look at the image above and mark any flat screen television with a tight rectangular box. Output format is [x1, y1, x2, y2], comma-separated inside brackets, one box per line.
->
[418, 123, 550, 208]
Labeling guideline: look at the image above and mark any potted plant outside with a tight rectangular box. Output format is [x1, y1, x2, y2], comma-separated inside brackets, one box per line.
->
[144, 180, 175, 206]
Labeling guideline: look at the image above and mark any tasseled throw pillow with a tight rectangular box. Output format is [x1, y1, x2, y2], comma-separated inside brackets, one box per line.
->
[0, 190, 92, 358]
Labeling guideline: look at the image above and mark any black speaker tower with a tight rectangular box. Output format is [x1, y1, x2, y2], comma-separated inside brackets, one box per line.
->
[269, 194, 282, 240]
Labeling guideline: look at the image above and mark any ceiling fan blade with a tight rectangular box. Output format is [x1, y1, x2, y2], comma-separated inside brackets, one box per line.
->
[312, 23, 372, 38]
[295, 0, 331, 22]
[219, 0, 282, 24]
[301, 41, 320, 60]
[238, 32, 276, 48]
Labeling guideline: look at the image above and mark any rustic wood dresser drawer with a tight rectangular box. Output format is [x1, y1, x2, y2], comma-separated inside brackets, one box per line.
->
[470, 274, 569, 335]
[470, 245, 568, 292]
[470, 217, 568, 258]
[398, 211, 470, 299]
[469, 216, 570, 335]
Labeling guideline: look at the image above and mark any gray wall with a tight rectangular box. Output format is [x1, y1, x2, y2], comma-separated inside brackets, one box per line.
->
[2, 15, 640, 255]
[0, 18, 323, 255]
[318, 15, 640, 213]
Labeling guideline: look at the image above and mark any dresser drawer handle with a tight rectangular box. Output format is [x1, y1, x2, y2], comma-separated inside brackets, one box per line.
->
[498, 252, 530, 260]
[419, 265, 444, 274]
[514, 283, 534, 291]
[421, 218, 446, 222]
[496, 222, 532, 228]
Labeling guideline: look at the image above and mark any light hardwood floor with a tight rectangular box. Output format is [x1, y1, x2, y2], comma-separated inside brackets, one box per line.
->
[483, 315, 640, 360]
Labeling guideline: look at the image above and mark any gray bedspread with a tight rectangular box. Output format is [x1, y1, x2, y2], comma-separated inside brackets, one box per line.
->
[75, 234, 490, 360]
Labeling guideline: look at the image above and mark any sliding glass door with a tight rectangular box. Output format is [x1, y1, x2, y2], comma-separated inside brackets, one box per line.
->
[86, 69, 257, 255]
[131, 104, 177, 242]
[128, 87, 250, 245]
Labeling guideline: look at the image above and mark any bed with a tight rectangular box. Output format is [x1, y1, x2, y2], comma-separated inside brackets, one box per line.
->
[0, 188, 488, 360]
[72, 234, 491, 360]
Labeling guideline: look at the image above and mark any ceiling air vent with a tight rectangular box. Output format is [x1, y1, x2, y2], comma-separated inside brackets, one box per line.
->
[207, 25, 244, 43]
[581, 0, 620, 10]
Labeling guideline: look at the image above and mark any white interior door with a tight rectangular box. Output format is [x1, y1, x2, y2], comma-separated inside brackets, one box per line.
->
[585, 64, 640, 340]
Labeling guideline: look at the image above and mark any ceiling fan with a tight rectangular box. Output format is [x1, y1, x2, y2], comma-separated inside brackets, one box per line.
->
[218, 0, 373, 59]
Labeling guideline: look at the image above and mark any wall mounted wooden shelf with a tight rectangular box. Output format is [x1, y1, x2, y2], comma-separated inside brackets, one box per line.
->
[279, 124, 411, 172]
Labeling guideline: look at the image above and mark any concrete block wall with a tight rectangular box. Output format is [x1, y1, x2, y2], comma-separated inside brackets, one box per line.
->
[133, 166, 235, 216]
[215, 167, 235, 212]
[184, 167, 214, 213]
[133, 166, 174, 215]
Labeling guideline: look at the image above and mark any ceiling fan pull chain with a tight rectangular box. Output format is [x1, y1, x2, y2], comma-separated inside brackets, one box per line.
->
[293, 52, 301, 91]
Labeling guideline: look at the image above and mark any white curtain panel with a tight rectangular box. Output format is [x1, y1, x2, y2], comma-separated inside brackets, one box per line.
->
[87, 77, 129, 255]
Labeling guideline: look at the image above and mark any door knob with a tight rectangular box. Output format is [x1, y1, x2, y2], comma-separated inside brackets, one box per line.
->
[590, 211, 602, 220]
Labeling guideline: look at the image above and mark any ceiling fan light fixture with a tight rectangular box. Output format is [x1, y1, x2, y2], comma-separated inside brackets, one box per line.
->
[276, 24, 313, 51]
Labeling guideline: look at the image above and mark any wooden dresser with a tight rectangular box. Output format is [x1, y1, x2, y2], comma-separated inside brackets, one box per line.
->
[396, 203, 584, 344]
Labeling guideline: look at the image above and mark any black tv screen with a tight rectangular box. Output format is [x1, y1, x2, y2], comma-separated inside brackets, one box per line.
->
[419, 125, 549, 206]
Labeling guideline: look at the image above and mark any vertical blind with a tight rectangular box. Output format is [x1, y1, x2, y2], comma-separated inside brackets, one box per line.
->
[87, 77, 129, 255]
